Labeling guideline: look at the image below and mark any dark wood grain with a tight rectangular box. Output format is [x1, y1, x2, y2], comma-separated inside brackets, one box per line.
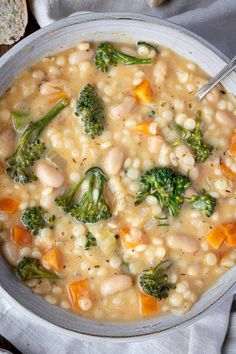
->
[0, 336, 21, 354]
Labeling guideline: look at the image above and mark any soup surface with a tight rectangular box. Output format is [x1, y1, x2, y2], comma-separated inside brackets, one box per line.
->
[0, 41, 236, 322]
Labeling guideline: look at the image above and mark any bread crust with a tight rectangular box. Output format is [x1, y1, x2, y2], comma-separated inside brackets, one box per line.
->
[0, 0, 28, 45]
[146, 0, 166, 7]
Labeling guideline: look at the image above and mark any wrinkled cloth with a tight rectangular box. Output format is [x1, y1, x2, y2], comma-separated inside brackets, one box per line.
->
[29, 0, 236, 57]
[1, 1, 236, 353]
[0, 295, 234, 354]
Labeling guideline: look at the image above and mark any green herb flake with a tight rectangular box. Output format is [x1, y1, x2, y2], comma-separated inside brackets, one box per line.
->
[85, 232, 97, 250]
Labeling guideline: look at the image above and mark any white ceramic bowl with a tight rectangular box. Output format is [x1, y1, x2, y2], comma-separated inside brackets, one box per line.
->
[0, 12, 235, 342]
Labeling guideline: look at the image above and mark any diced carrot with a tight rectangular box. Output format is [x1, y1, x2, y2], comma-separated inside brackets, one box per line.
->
[225, 234, 236, 247]
[139, 291, 160, 315]
[42, 247, 63, 272]
[133, 80, 153, 104]
[67, 280, 90, 311]
[47, 91, 68, 102]
[136, 120, 157, 136]
[0, 198, 19, 214]
[11, 225, 32, 246]
[120, 226, 144, 250]
[219, 162, 235, 180]
[221, 223, 236, 247]
[229, 129, 236, 156]
[205, 227, 226, 250]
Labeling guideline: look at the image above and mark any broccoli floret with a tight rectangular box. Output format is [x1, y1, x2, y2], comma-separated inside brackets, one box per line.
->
[138, 260, 175, 300]
[21, 206, 55, 236]
[135, 167, 191, 217]
[5, 99, 68, 184]
[17, 257, 59, 281]
[175, 111, 213, 163]
[187, 189, 216, 217]
[75, 84, 104, 138]
[94, 43, 152, 72]
[85, 232, 97, 250]
[55, 167, 111, 223]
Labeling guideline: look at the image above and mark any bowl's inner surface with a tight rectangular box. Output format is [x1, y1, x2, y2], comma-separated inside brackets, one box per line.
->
[0, 13, 235, 340]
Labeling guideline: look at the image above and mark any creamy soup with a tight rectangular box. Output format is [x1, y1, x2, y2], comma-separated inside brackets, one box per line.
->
[0, 41, 236, 322]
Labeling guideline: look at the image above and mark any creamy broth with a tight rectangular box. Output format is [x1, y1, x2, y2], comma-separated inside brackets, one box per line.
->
[0, 41, 236, 322]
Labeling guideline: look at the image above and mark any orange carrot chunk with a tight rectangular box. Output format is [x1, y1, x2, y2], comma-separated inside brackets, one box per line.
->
[133, 80, 153, 104]
[136, 120, 157, 136]
[42, 247, 63, 272]
[221, 223, 236, 247]
[0, 198, 19, 214]
[220, 162, 235, 180]
[120, 226, 144, 250]
[47, 91, 68, 103]
[205, 227, 226, 250]
[229, 129, 236, 156]
[11, 225, 32, 246]
[67, 280, 90, 311]
[139, 291, 160, 315]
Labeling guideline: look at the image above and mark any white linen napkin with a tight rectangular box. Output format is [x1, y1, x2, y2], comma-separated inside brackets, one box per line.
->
[29, 0, 236, 58]
[1, 1, 236, 353]
[0, 295, 234, 354]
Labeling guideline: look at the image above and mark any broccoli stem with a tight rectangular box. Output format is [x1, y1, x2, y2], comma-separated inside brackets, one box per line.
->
[175, 111, 213, 163]
[35, 98, 69, 136]
[94, 43, 152, 72]
[17, 257, 59, 281]
[5, 99, 69, 184]
[111, 51, 152, 65]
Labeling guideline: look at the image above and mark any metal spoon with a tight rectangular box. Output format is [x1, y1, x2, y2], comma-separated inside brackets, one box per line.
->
[195, 56, 236, 100]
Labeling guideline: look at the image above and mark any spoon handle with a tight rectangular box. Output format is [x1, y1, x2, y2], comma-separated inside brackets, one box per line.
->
[195, 56, 236, 100]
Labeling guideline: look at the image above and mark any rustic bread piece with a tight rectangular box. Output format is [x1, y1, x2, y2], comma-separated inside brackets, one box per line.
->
[146, 0, 166, 7]
[0, 0, 28, 45]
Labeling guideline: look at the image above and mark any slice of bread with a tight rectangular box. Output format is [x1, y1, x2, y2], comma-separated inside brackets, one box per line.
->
[146, 0, 166, 7]
[0, 0, 28, 45]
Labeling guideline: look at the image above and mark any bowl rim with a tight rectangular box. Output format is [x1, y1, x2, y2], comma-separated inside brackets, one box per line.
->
[0, 12, 235, 342]
[0, 12, 230, 68]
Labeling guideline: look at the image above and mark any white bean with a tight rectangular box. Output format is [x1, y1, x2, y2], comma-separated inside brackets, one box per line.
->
[103, 147, 125, 175]
[148, 136, 164, 154]
[175, 145, 195, 167]
[68, 48, 94, 66]
[167, 233, 199, 253]
[2, 241, 19, 266]
[40, 187, 63, 209]
[40, 82, 60, 95]
[153, 60, 167, 85]
[35, 160, 65, 188]
[100, 275, 132, 296]
[215, 111, 233, 126]
[206, 88, 220, 104]
[109, 97, 136, 119]
[33, 279, 52, 294]
[0, 129, 15, 159]
[40, 79, 67, 95]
